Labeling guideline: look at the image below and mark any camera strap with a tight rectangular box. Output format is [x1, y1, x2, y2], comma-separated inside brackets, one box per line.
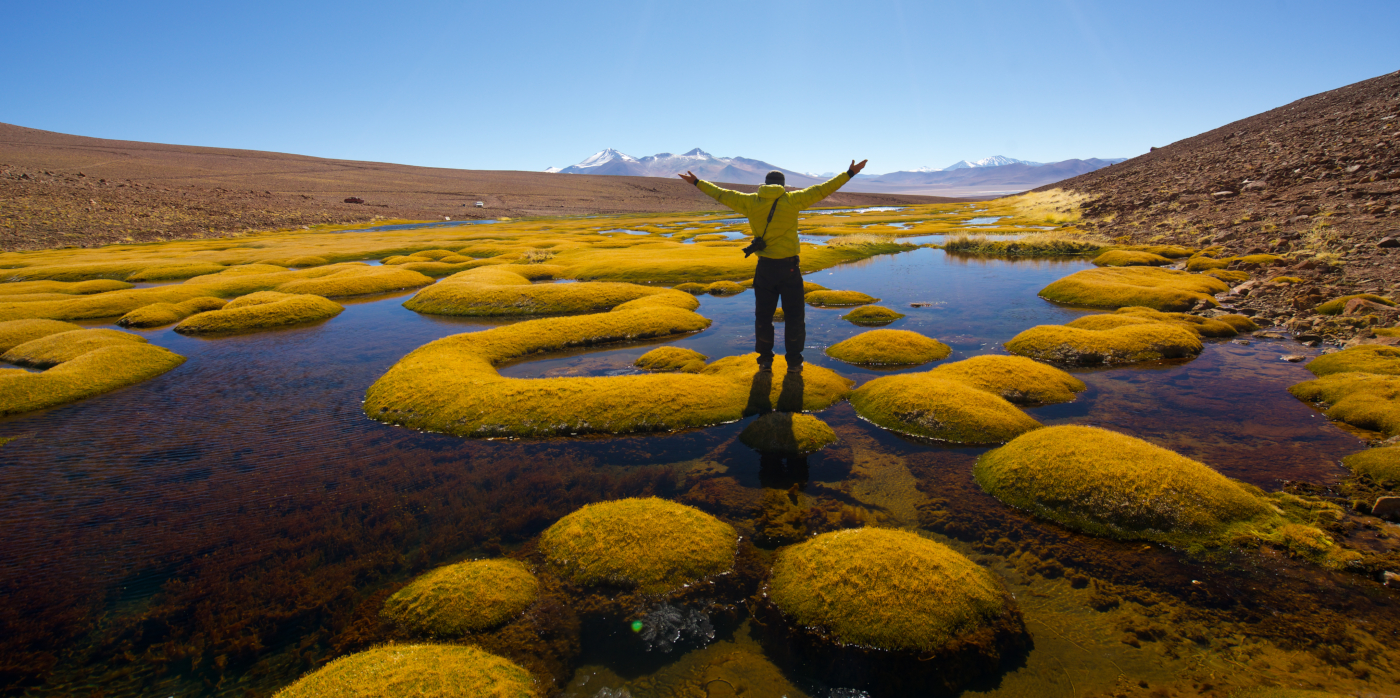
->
[758, 193, 784, 242]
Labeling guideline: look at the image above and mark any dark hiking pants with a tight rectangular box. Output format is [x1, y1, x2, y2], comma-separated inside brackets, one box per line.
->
[753, 255, 805, 368]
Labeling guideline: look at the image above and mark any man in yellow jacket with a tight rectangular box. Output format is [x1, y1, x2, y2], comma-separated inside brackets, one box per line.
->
[679, 160, 867, 374]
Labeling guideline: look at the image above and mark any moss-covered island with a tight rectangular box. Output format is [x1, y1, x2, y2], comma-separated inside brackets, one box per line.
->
[381, 559, 540, 638]
[1039, 267, 1229, 311]
[272, 644, 538, 698]
[825, 329, 950, 366]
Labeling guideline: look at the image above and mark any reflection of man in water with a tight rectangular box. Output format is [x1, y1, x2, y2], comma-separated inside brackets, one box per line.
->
[680, 161, 867, 374]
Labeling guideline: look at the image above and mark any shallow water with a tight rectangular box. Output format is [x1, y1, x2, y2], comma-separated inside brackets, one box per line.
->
[0, 226, 1390, 697]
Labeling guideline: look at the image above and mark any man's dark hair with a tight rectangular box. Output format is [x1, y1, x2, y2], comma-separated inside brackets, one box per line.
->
[764, 170, 785, 186]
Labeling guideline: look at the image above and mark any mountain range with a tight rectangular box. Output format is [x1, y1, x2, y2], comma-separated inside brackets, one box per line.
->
[546, 149, 1126, 196]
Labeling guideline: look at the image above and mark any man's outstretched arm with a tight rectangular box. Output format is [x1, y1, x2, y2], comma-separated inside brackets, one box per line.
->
[790, 159, 868, 209]
[678, 170, 753, 214]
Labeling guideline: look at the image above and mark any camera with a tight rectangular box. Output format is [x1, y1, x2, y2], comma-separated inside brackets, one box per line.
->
[742, 236, 767, 258]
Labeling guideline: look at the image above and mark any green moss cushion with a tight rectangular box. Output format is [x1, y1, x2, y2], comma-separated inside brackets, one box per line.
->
[841, 305, 905, 326]
[974, 425, 1273, 542]
[1005, 322, 1203, 365]
[1092, 250, 1171, 267]
[381, 559, 539, 637]
[1289, 372, 1400, 438]
[739, 413, 839, 454]
[1342, 446, 1400, 486]
[805, 290, 880, 307]
[273, 644, 538, 698]
[1304, 345, 1400, 377]
[768, 528, 1021, 653]
[1315, 293, 1395, 316]
[826, 329, 950, 366]
[1039, 267, 1228, 311]
[174, 291, 344, 334]
[539, 497, 737, 594]
[850, 374, 1041, 444]
[929, 355, 1086, 405]
[634, 346, 708, 373]
[0, 319, 86, 353]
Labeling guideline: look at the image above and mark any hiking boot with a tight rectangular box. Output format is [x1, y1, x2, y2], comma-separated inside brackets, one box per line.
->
[787, 363, 803, 375]
[756, 362, 773, 374]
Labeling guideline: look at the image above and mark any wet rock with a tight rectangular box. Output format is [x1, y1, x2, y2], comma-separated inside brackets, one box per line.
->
[1294, 333, 1322, 343]
[1282, 355, 1307, 362]
[1374, 497, 1400, 521]
[1344, 297, 1398, 316]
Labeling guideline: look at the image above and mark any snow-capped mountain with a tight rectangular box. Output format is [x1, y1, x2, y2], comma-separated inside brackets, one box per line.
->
[941, 156, 1044, 170]
[549, 148, 824, 186]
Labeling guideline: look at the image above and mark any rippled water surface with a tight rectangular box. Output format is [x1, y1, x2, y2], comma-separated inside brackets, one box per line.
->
[0, 235, 1391, 697]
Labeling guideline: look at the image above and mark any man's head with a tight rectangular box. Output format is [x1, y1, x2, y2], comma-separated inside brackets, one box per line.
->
[764, 170, 786, 186]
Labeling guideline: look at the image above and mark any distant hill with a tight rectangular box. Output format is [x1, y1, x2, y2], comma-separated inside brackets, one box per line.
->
[550, 148, 824, 187]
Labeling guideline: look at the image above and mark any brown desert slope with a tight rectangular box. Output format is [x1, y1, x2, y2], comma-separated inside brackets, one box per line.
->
[1041, 69, 1400, 341]
[0, 123, 960, 252]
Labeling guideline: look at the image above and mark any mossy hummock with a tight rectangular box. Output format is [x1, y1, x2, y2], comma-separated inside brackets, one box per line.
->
[272, 644, 538, 698]
[539, 497, 736, 594]
[0, 343, 185, 416]
[739, 413, 839, 454]
[174, 292, 344, 334]
[405, 267, 696, 317]
[273, 265, 433, 297]
[825, 329, 950, 366]
[2, 328, 148, 368]
[1289, 372, 1400, 438]
[805, 290, 880, 307]
[1343, 446, 1400, 486]
[0, 279, 133, 297]
[705, 280, 746, 296]
[117, 297, 228, 328]
[849, 373, 1041, 444]
[928, 355, 1086, 405]
[1303, 345, 1400, 377]
[1202, 269, 1250, 283]
[1066, 306, 1252, 338]
[126, 263, 228, 282]
[840, 305, 905, 326]
[1091, 250, 1171, 267]
[365, 296, 853, 438]
[1005, 322, 1203, 365]
[381, 559, 540, 637]
[1315, 293, 1396, 316]
[1039, 267, 1228, 311]
[0, 318, 84, 352]
[974, 426, 1281, 544]
[633, 346, 708, 373]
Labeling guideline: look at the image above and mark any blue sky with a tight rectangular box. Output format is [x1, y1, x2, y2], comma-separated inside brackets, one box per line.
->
[2, 1, 1396, 175]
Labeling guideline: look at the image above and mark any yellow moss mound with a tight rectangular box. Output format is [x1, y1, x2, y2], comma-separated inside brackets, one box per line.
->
[1203, 269, 1251, 283]
[850, 374, 1042, 444]
[1377, 327, 1400, 337]
[175, 292, 344, 334]
[1067, 306, 1246, 338]
[283, 255, 329, 267]
[739, 413, 838, 454]
[841, 305, 905, 326]
[768, 528, 1019, 653]
[0, 343, 185, 417]
[974, 426, 1275, 542]
[272, 644, 538, 698]
[826, 329, 950, 366]
[634, 346, 707, 373]
[1039, 267, 1228, 311]
[802, 281, 828, 293]
[805, 290, 880, 307]
[929, 355, 1086, 405]
[1343, 446, 1400, 486]
[3, 329, 147, 368]
[1229, 689, 1350, 698]
[0, 319, 83, 352]
[1186, 255, 1231, 271]
[1316, 293, 1396, 315]
[705, 280, 746, 296]
[274, 265, 432, 297]
[1304, 345, 1400, 377]
[1218, 314, 1260, 332]
[0, 279, 133, 296]
[539, 497, 736, 594]
[0, 285, 220, 322]
[1124, 245, 1195, 259]
[117, 297, 228, 328]
[1290, 373, 1400, 438]
[366, 294, 852, 437]
[1005, 322, 1203, 365]
[127, 263, 227, 282]
[674, 282, 707, 294]
[1268, 276, 1304, 284]
[405, 267, 695, 317]
[381, 559, 539, 637]
[1092, 250, 1171, 267]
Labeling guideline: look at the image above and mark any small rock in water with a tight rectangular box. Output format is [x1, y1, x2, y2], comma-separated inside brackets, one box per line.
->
[1233, 340, 1252, 346]
[1281, 355, 1307, 362]
[1255, 331, 1285, 339]
[1373, 497, 1400, 521]
[909, 301, 934, 308]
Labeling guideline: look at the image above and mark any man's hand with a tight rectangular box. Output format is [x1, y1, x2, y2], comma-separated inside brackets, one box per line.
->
[848, 159, 868, 176]
[678, 171, 699, 185]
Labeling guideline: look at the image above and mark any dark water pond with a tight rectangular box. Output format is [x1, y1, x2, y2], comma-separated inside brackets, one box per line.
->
[0, 244, 1386, 697]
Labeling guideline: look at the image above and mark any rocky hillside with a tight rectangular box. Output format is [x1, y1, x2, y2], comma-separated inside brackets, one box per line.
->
[1046, 70, 1400, 344]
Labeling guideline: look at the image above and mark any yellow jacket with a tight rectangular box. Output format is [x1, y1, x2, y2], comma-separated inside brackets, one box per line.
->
[696, 172, 852, 259]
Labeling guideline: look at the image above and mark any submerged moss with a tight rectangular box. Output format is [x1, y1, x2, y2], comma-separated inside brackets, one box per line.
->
[768, 528, 1022, 653]
[1092, 250, 1171, 267]
[1343, 446, 1400, 486]
[974, 426, 1297, 546]
[929, 355, 1086, 405]
[739, 413, 838, 454]
[0, 343, 185, 417]
[174, 292, 344, 335]
[272, 644, 538, 698]
[117, 297, 228, 328]
[805, 290, 880, 307]
[1039, 267, 1228, 311]
[850, 374, 1041, 444]
[0, 319, 84, 352]
[825, 329, 950, 366]
[840, 305, 905, 326]
[1304, 345, 1400, 377]
[381, 559, 539, 637]
[1289, 372, 1400, 438]
[3, 328, 147, 368]
[539, 497, 736, 594]
[1006, 322, 1203, 366]
[633, 346, 708, 373]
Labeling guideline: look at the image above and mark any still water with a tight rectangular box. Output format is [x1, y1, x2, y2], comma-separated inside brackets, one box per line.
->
[0, 245, 1387, 697]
